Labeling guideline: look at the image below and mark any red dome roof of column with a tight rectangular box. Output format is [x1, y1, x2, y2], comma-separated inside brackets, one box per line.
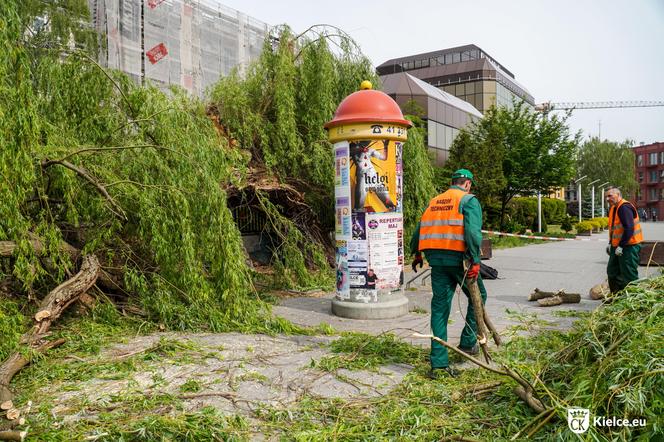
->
[324, 84, 413, 129]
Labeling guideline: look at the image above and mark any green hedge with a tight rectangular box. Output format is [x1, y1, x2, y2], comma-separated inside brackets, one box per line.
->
[576, 221, 594, 233]
[506, 197, 567, 232]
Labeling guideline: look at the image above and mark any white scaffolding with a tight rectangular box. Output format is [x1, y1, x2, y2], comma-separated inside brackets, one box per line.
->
[88, 0, 269, 96]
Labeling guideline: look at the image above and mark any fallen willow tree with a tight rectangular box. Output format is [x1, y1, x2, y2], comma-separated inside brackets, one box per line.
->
[1, 2, 440, 438]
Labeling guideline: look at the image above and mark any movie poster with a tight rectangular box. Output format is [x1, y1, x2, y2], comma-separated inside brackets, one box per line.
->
[365, 213, 403, 289]
[349, 139, 398, 213]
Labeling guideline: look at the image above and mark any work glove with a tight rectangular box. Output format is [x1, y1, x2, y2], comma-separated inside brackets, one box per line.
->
[606, 244, 611, 256]
[466, 262, 480, 279]
[411, 253, 424, 273]
[615, 246, 623, 256]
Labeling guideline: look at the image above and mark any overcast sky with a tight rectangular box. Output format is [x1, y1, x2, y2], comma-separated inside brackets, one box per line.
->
[220, 0, 664, 145]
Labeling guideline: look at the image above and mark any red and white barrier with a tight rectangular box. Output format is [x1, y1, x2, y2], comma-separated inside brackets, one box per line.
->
[482, 230, 606, 241]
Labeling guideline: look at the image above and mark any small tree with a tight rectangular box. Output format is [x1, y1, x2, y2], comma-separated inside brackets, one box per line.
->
[447, 102, 580, 230]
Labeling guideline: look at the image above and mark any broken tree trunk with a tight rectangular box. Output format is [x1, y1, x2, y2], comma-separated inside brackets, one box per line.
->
[538, 296, 563, 307]
[530, 289, 580, 305]
[589, 281, 609, 300]
[466, 277, 492, 363]
[0, 255, 100, 406]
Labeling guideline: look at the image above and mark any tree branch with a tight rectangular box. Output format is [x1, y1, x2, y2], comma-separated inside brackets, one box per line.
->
[40, 159, 127, 220]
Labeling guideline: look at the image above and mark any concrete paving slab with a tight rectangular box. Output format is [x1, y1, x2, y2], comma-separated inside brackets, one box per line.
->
[274, 222, 664, 345]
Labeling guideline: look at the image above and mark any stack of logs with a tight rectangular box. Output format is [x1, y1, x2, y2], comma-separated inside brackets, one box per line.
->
[528, 288, 581, 307]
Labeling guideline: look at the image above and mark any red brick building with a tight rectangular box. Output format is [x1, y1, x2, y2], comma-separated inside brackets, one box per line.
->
[633, 142, 664, 221]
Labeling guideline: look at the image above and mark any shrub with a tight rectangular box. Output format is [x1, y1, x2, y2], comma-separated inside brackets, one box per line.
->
[560, 216, 573, 233]
[507, 197, 566, 229]
[576, 221, 594, 233]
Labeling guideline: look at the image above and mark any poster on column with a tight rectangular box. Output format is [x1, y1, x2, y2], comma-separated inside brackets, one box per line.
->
[348, 239, 369, 289]
[395, 142, 403, 213]
[334, 142, 350, 188]
[349, 138, 398, 213]
[335, 240, 350, 299]
[335, 195, 351, 238]
[366, 213, 403, 289]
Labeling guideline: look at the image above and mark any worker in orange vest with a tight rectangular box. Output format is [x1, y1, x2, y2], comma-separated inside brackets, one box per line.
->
[605, 187, 643, 293]
[410, 169, 487, 379]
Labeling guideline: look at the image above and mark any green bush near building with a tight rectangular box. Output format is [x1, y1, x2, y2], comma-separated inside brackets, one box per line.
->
[503, 197, 567, 233]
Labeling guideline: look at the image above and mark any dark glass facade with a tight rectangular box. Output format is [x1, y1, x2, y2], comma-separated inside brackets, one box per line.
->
[377, 44, 534, 113]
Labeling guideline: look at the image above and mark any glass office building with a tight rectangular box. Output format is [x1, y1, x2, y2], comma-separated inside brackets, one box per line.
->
[377, 44, 534, 113]
[381, 72, 483, 166]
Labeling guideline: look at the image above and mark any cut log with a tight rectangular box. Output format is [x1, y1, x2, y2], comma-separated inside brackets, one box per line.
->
[528, 288, 558, 301]
[0, 255, 100, 404]
[538, 296, 563, 307]
[0, 403, 10, 411]
[559, 292, 581, 304]
[589, 281, 609, 300]
[4, 410, 18, 421]
[0, 430, 27, 442]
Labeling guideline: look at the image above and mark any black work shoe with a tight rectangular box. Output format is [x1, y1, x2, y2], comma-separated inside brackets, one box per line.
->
[458, 344, 479, 356]
[427, 367, 459, 379]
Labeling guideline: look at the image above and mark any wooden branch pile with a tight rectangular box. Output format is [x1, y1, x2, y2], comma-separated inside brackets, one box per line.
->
[528, 288, 581, 307]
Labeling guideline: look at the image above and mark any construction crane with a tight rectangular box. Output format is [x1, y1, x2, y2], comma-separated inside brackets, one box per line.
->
[535, 100, 664, 112]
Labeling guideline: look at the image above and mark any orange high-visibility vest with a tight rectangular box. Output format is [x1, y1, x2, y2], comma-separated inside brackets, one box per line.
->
[418, 188, 468, 252]
[608, 199, 643, 247]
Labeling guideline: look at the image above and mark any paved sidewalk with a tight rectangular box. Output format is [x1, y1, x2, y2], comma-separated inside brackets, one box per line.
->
[273, 223, 663, 346]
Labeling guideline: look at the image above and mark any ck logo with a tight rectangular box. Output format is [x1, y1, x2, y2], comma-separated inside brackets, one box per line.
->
[567, 408, 590, 434]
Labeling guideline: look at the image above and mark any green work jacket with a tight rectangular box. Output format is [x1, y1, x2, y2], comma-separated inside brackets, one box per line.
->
[409, 185, 483, 265]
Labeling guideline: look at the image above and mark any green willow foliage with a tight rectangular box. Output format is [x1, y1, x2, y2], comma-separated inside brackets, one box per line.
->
[209, 26, 379, 287]
[401, 117, 438, 241]
[0, 1, 294, 334]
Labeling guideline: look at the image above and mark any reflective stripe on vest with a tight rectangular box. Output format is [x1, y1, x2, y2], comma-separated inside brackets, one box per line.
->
[418, 188, 467, 252]
[608, 199, 643, 247]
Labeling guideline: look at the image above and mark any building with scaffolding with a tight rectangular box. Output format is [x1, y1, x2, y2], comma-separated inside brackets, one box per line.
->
[87, 0, 269, 96]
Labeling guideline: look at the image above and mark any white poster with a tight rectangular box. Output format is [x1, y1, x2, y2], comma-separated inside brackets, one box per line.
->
[365, 213, 403, 290]
[334, 142, 350, 188]
[348, 239, 369, 288]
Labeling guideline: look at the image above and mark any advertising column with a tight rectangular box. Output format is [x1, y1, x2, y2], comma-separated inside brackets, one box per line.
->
[326, 82, 412, 319]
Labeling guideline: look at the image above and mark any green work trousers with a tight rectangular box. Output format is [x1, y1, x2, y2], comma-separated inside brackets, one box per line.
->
[430, 264, 487, 368]
[607, 244, 641, 293]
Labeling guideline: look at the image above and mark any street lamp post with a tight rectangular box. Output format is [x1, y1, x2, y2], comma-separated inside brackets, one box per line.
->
[537, 191, 542, 232]
[575, 175, 588, 222]
[588, 179, 600, 218]
[599, 182, 610, 216]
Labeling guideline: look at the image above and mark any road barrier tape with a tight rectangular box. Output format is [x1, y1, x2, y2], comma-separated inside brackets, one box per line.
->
[482, 230, 606, 241]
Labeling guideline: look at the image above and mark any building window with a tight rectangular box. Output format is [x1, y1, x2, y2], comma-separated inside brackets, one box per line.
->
[660, 188, 664, 200]
[452, 52, 460, 63]
[660, 170, 664, 180]
[637, 155, 643, 166]
[650, 188, 657, 201]
[637, 191, 642, 201]
[638, 172, 644, 183]
[650, 152, 658, 165]
[650, 170, 658, 183]
[660, 151, 664, 164]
